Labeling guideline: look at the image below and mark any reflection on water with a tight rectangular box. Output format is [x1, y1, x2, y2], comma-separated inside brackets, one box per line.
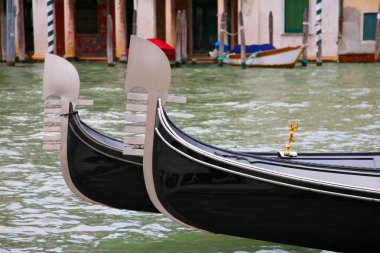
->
[0, 61, 379, 252]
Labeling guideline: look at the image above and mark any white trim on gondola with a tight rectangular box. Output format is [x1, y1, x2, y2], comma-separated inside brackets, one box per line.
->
[154, 127, 379, 203]
[155, 99, 380, 200]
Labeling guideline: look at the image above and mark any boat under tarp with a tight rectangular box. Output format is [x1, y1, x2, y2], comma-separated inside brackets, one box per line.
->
[230, 43, 276, 54]
[148, 38, 175, 61]
[125, 38, 176, 62]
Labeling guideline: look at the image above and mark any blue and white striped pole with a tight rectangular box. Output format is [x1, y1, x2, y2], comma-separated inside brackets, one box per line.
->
[315, 0, 322, 66]
[47, 0, 55, 54]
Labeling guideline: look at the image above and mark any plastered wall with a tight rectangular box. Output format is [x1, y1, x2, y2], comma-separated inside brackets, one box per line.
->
[239, 0, 340, 61]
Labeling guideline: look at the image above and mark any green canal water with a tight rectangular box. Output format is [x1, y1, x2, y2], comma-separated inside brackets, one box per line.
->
[0, 61, 379, 252]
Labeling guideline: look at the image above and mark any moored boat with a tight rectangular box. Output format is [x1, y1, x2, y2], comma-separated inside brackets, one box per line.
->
[223, 46, 304, 68]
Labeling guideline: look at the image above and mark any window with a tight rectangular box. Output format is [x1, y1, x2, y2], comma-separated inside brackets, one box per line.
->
[284, 0, 309, 33]
[363, 13, 377, 41]
[76, 0, 98, 34]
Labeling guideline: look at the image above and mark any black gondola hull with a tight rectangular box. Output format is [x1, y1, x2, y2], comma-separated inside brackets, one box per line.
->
[151, 105, 380, 252]
[67, 112, 157, 212]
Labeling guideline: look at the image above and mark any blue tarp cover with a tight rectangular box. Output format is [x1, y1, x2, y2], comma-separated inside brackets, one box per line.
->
[214, 41, 231, 52]
[230, 44, 276, 54]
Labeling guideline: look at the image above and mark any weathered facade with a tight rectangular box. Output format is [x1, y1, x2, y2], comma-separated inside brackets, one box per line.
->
[154, 0, 237, 55]
[0, 0, 379, 62]
[32, 0, 134, 60]
[339, 0, 380, 62]
[27, 0, 236, 59]
[239, 0, 340, 61]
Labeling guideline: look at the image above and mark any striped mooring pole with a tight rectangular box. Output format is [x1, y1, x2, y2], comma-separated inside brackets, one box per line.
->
[315, 0, 322, 66]
[47, 0, 54, 54]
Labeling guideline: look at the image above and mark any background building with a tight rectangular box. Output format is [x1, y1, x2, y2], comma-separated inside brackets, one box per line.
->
[0, 0, 379, 62]
[338, 0, 380, 62]
[239, 0, 339, 61]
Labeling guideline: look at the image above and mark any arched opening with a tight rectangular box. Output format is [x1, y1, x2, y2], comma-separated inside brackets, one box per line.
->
[75, 0, 114, 56]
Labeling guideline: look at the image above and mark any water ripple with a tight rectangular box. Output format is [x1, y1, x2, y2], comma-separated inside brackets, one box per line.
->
[1, 62, 379, 252]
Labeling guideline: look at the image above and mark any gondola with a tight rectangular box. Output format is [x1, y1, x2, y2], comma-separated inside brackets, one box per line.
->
[42, 53, 158, 212]
[43, 36, 380, 251]
[125, 39, 380, 252]
[66, 108, 158, 212]
[42, 36, 187, 212]
[142, 98, 380, 252]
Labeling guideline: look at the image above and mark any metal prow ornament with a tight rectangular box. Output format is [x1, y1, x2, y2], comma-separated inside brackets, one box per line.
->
[125, 36, 190, 229]
[279, 121, 299, 158]
[42, 53, 95, 206]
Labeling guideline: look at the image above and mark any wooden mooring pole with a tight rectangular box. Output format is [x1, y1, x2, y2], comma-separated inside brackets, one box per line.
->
[374, 3, 380, 62]
[106, 0, 113, 66]
[0, 0, 7, 61]
[132, 10, 137, 35]
[269, 11, 273, 45]
[181, 10, 187, 64]
[132, 0, 137, 35]
[16, 0, 25, 61]
[0, 0, 5, 61]
[107, 14, 114, 66]
[315, 0, 322, 66]
[218, 12, 226, 66]
[175, 10, 182, 65]
[238, 11, 246, 69]
[6, 0, 15, 66]
[302, 7, 309, 66]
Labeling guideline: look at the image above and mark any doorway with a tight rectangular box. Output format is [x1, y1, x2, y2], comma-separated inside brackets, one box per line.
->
[192, 0, 217, 54]
[126, 0, 134, 47]
[24, 0, 34, 54]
